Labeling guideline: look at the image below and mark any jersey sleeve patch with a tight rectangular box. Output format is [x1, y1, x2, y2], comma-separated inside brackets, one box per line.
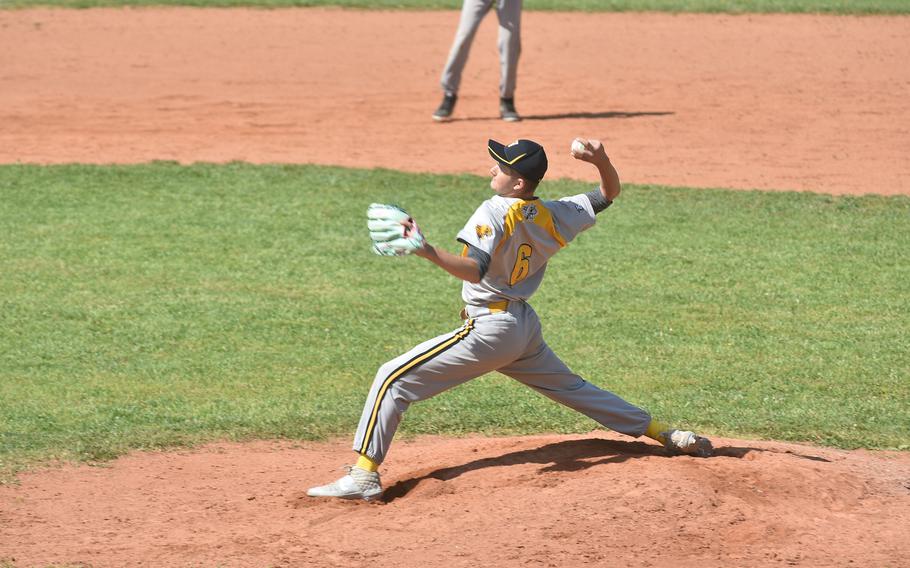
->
[457, 200, 503, 255]
[475, 224, 494, 239]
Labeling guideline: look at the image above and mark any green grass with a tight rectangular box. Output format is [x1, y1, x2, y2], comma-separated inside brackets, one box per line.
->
[1, 163, 908, 481]
[1, 0, 908, 15]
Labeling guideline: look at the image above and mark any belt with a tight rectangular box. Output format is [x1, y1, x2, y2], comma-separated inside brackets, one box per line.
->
[460, 300, 509, 319]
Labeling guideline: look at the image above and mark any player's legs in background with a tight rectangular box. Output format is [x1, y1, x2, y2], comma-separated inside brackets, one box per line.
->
[494, 0, 522, 100]
[440, 0, 493, 96]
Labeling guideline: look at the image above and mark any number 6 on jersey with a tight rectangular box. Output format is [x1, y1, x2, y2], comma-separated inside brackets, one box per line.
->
[510, 243, 533, 285]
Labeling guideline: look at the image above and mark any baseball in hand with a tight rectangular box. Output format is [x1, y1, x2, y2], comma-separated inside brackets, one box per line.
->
[571, 139, 586, 157]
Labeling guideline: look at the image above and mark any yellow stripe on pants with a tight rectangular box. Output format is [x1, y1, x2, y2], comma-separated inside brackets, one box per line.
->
[358, 319, 475, 456]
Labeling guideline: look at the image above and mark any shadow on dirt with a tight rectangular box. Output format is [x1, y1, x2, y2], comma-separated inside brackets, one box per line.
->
[383, 438, 691, 502]
[452, 110, 674, 122]
[381, 438, 834, 502]
[523, 110, 675, 121]
[713, 445, 831, 463]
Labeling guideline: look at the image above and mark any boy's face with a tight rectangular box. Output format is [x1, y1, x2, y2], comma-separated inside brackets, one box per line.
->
[489, 163, 523, 196]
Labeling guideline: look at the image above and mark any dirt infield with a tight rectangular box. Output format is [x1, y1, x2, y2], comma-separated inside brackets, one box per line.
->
[1, 8, 909, 194]
[1, 7, 909, 568]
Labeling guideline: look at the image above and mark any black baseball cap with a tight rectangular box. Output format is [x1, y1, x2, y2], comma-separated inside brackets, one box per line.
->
[488, 139, 548, 181]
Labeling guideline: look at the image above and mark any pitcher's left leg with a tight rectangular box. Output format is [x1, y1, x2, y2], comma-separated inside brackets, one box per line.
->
[499, 343, 712, 456]
[499, 342, 651, 436]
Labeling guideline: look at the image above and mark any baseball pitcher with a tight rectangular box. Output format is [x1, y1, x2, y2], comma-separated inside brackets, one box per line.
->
[308, 137, 713, 501]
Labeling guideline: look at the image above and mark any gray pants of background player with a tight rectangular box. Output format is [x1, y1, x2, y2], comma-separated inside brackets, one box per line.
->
[440, 0, 522, 99]
[353, 301, 652, 464]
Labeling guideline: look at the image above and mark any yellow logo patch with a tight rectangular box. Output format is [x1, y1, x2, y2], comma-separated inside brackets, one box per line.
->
[475, 224, 493, 239]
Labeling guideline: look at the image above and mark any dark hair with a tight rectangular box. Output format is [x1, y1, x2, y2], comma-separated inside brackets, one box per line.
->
[501, 164, 539, 193]
[521, 177, 540, 192]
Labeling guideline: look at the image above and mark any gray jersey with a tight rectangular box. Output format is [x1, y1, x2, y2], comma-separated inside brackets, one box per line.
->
[351, 189, 651, 466]
[456, 193, 596, 306]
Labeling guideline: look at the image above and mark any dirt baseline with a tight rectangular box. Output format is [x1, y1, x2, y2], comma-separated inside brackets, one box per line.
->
[1, 7, 909, 568]
[1, 8, 909, 194]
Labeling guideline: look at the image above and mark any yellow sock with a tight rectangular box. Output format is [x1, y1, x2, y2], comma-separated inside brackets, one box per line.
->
[644, 419, 671, 445]
[355, 454, 380, 473]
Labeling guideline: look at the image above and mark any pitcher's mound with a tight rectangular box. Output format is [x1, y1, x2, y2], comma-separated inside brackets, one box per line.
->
[2, 431, 908, 567]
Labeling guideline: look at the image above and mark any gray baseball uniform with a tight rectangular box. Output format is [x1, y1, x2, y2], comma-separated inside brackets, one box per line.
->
[353, 192, 652, 464]
[440, 0, 522, 99]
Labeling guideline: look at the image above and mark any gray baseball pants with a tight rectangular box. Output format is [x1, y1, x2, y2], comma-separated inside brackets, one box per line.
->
[353, 301, 652, 464]
[440, 0, 522, 99]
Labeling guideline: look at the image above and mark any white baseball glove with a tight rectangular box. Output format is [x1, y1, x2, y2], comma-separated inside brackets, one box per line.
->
[367, 203, 426, 256]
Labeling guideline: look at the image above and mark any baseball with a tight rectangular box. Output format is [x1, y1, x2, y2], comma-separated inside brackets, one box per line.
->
[571, 139, 586, 156]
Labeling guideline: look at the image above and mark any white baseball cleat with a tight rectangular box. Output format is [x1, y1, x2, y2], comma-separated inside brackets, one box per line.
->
[307, 466, 383, 501]
[662, 429, 714, 457]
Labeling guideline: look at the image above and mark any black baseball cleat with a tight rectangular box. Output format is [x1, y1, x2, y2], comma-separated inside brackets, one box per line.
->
[499, 97, 521, 122]
[433, 93, 457, 122]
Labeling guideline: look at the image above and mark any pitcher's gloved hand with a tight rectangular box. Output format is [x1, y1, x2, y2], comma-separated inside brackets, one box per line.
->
[367, 203, 426, 256]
